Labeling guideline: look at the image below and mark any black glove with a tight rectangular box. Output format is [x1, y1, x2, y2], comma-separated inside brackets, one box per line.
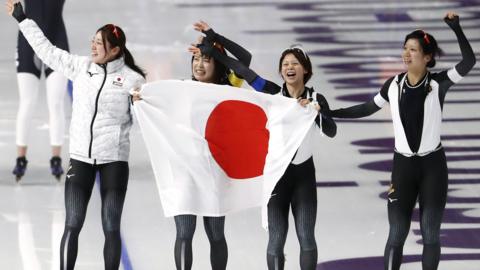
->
[444, 14, 460, 30]
[196, 39, 214, 58]
[12, 2, 27, 23]
[202, 28, 218, 44]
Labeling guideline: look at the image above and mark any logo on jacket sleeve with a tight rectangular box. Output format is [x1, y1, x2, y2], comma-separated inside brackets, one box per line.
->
[113, 75, 125, 87]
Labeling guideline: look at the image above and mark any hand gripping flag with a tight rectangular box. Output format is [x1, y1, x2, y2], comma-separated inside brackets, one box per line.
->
[134, 80, 317, 227]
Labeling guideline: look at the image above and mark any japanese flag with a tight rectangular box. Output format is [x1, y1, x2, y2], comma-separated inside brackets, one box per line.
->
[134, 80, 317, 226]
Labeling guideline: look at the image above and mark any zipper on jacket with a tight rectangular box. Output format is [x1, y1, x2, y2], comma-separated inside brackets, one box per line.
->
[88, 64, 108, 158]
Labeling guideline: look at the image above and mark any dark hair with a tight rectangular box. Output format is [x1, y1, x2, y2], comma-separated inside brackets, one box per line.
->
[278, 46, 313, 84]
[404, 30, 443, 68]
[191, 43, 230, 85]
[97, 24, 146, 78]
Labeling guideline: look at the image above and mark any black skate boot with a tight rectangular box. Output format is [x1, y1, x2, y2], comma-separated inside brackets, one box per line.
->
[13, 156, 28, 182]
[50, 156, 64, 181]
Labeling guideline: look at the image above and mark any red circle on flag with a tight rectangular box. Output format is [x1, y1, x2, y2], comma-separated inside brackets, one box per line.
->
[205, 100, 270, 179]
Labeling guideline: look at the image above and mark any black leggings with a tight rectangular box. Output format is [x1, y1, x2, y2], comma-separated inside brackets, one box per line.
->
[60, 159, 129, 270]
[384, 149, 448, 270]
[267, 157, 317, 270]
[17, 0, 69, 77]
[174, 215, 227, 270]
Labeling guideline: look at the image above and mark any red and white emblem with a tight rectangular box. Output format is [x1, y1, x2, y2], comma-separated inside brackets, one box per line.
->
[112, 75, 124, 86]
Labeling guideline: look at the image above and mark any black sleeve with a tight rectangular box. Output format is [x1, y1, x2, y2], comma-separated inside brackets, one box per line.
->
[199, 41, 257, 83]
[198, 41, 284, 95]
[203, 28, 252, 67]
[445, 16, 476, 77]
[322, 76, 393, 119]
[261, 80, 281, 94]
[379, 77, 394, 102]
[430, 71, 454, 106]
[326, 100, 382, 119]
[316, 93, 337, 138]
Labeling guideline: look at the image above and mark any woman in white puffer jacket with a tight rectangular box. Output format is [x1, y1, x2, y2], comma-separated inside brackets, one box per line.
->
[7, 1, 146, 269]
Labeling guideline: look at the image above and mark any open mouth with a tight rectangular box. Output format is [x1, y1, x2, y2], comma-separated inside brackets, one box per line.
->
[195, 69, 206, 76]
[286, 71, 296, 78]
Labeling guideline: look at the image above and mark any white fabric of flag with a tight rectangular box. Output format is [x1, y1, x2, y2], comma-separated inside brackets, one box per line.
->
[134, 80, 316, 226]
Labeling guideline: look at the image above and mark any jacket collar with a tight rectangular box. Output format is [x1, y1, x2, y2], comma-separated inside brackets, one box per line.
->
[281, 83, 311, 99]
[88, 57, 125, 75]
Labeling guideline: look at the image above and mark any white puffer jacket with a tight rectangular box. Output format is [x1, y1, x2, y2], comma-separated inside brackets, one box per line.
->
[19, 19, 146, 163]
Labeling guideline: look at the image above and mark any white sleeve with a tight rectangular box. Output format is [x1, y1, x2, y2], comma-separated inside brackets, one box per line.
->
[373, 93, 387, 108]
[18, 19, 88, 81]
[447, 67, 463, 84]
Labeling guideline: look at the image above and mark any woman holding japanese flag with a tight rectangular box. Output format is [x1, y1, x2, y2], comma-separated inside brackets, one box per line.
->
[7, 1, 146, 269]
[196, 39, 337, 269]
[171, 21, 252, 270]
[131, 20, 251, 270]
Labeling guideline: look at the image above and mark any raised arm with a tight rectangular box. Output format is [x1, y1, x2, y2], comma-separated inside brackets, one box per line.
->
[6, 0, 87, 80]
[194, 20, 252, 67]
[190, 39, 281, 94]
[444, 13, 476, 77]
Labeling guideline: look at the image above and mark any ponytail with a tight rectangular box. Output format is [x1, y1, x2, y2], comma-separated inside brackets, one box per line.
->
[124, 48, 146, 78]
